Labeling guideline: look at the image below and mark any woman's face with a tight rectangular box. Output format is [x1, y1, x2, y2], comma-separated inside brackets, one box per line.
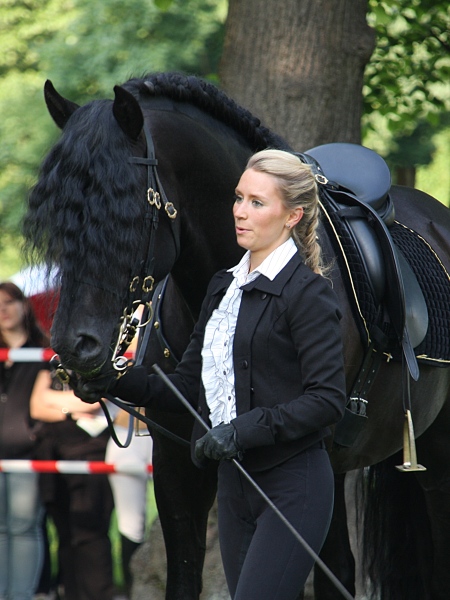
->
[0, 290, 25, 334]
[233, 168, 302, 267]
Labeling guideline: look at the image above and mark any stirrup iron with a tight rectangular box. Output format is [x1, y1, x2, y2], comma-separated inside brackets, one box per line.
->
[396, 409, 426, 472]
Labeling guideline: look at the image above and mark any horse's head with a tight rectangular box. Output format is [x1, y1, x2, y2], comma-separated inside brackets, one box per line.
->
[23, 81, 179, 376]
[24, 73, 292, 377]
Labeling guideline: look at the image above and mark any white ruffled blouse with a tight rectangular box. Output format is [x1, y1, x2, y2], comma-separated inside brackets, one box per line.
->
[201, 238, 298, 427]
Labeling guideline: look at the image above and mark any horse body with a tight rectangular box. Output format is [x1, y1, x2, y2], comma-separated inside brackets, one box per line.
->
[24, 73, 450, 599]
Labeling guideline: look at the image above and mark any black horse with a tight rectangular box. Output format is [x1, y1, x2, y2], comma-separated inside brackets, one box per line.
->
[23, 72, 450, 600]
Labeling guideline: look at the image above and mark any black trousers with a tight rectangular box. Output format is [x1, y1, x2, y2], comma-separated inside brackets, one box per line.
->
[217, 444, 334, 600]
[48, 470, 115, 600]
[38, 423, 115, 600]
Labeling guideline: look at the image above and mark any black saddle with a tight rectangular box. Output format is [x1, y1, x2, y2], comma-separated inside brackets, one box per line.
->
[298, 143, 429, 381]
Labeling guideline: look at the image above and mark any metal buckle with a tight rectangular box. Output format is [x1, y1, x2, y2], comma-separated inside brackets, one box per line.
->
[142, 276, 154, 293]
[147, 188, 161, 210]
[165, 202, 177, 219]
[130, 276, 140, 293]
[315, 174, 328, 185]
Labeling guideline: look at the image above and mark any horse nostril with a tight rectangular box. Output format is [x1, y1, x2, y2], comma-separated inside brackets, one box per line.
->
[74, 333, 102, 357]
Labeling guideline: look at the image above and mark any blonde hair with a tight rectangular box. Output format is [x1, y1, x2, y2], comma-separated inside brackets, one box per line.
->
[246, 149, 324, 275]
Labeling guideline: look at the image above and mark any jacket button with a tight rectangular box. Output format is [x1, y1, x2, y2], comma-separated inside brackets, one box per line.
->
[241, 360, 248, 369]
[261, 293, 267, 299]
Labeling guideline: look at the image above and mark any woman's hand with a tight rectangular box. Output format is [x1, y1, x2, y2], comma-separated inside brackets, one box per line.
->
[195, 423, 243, 461]
[70, 371, 118, 404]
[72, 365, 151, 405]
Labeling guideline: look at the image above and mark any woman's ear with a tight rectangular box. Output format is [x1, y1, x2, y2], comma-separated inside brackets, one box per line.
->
[288, 206, 304, 228]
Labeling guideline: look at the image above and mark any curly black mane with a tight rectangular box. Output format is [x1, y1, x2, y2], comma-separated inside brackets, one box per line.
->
[122, 72, 289, 152]
[23, 72, 289, 291]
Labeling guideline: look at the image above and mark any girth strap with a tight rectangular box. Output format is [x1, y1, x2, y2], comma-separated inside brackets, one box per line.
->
[334, 336, 385, 447]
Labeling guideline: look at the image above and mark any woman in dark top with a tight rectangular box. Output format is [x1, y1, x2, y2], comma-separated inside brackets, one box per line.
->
[0, 282, 49, 600]
[75, 149, 346, 599]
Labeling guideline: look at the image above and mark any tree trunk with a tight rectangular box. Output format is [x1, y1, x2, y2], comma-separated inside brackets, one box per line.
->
[219, 0, 376, 150]
[395, 166, 416, 188]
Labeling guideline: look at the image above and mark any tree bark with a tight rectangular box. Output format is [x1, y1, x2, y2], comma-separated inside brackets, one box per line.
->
[219, 0, 376, 150]
[395, 166, 416, 188]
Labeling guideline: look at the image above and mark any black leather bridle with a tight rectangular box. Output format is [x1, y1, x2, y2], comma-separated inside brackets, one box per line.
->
[53, 121, 188, 448]
[110, 122, 180, 374]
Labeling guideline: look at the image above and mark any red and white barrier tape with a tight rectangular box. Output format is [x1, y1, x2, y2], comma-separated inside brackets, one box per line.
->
[0, 460, 152, 475]
[0, 348, 135, 362]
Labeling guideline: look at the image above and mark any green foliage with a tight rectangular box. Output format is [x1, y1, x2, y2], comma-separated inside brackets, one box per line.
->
[364, 0, 450, 137]
[0, 0, 449, 268]
[0, 0, 77, 77]
[36, 0, 227, 102]
[416, 127, 450, 206]
[386, 121, 437, 168]
[0, 0, 227, 260]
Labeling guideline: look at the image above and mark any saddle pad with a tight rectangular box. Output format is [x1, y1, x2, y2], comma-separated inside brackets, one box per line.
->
[322, 208, 450, 366]
[390, 222, 450, 366]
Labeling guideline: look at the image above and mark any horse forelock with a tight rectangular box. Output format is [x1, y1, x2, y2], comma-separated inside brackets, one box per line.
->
[23, 99, 147, 290]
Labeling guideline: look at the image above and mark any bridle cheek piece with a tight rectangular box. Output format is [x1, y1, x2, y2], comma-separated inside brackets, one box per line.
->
[111, 123, 179, 374]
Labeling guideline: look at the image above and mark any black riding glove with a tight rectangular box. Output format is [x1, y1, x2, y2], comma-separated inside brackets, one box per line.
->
[195, 423, 243, 462]
[72, 365, 150, 405]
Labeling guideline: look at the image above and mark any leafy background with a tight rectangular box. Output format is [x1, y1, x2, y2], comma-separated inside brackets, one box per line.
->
[0, 0, 449, 279]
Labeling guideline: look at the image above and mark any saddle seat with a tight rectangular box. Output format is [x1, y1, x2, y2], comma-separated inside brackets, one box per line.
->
[305, 142, 395, 224]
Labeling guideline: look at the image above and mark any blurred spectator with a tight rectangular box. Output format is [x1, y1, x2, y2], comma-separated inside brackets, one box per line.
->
[0, 282, 48, 600]
[105, 411, 153, 598]
[30, 372, 115, 600]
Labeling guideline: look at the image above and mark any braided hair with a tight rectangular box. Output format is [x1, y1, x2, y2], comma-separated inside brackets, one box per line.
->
[245, 149, 324, 275]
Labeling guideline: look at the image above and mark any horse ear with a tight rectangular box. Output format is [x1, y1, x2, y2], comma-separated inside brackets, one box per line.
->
[44, 80, 80, 129]
[112, 85, 144, 140]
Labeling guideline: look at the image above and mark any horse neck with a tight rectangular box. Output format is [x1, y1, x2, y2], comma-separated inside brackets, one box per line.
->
[144, 103, 251, 317]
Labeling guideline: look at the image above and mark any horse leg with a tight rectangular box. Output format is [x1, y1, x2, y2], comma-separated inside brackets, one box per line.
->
[415, 399, 450, 600]
[419, 485, 450, 600]
[150, 411, 217, 600]
[313, 472, 356, 600]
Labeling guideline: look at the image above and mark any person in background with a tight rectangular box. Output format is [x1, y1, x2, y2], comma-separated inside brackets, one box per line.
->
[105, 412, 153, 598]
[73, 149, 347, 599]
[30, 371, 115, 600]
[0, 282, 48, 600]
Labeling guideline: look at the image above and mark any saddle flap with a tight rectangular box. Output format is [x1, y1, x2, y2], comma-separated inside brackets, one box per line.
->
[396, 248, 428, 350]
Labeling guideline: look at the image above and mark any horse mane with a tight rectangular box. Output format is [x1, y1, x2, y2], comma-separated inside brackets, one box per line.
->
[122, 72, 290, 152]
[22, 73, 289, 294]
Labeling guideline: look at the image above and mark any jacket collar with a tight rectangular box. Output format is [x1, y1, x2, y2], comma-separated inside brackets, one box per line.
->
[209, 253, 303, 297]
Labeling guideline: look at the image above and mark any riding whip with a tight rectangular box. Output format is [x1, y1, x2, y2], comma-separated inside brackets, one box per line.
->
[152, 363, 355, 600]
